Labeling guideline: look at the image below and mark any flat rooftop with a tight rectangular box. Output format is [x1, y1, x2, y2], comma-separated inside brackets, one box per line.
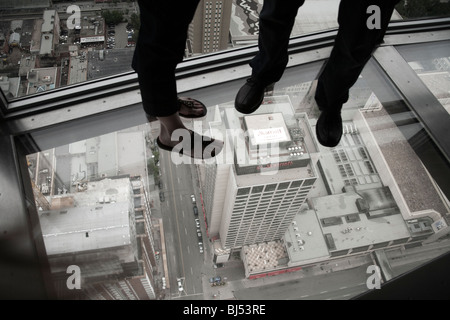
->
[362, 107, 449, 216]
[312, 189, 411, 252]
[40, 201, 131, 255]
[39, 177, 133, 255]
[284, 209, 330, 265]
[244, 113, 291, 146]
[208, 96, 317, 186]
[315, 120, 383, 195]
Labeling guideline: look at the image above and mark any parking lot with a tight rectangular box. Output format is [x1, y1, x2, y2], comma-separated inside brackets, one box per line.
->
[106, 22, 135, 49]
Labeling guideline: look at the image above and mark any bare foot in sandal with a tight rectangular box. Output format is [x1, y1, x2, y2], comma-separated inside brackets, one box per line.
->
[145, 97, 207, 122]
[157, 113, 223, 159]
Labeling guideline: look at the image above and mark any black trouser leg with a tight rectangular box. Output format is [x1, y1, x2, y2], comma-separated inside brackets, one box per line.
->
[132, 0, 200, 117]
[250, 0, 306, 86]
[315, 0, 401, 112]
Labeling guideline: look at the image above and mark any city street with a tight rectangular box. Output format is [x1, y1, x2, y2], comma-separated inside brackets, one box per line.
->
[158, 149, 207, 299]
[233, 263, 371, 300]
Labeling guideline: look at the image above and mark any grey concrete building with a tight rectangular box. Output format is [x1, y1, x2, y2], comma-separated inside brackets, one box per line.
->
[201, 95, 318, 256]
[39, 176, 158, 300]
[187, 0, 232, 55]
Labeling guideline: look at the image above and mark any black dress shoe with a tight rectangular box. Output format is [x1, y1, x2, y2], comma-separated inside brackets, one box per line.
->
[235, 78, 272, 114]
[316, 110, 343, 148]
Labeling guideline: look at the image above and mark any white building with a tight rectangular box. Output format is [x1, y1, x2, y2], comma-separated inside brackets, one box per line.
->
[202, 96, 318, 257]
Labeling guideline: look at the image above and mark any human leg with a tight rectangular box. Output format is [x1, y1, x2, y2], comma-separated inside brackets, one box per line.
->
[133, 0, 222, 159]
[250, 0, 305, 84]
[315, 0, 401, 147]
[235, 0, 305, 114]
[133, 0, 201, 117]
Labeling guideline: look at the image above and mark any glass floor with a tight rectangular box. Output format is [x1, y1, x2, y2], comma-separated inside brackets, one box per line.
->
[7, 37, 449, 300]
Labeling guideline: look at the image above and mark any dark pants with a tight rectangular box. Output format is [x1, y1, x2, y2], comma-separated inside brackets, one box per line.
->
[252, 0, 401, 111]
[132, 0, 200, 117]
[133, 0, 400, 116]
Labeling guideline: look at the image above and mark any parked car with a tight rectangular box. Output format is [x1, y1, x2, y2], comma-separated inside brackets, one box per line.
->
[159, 191, 165, 202]
[209, 276, 225, 286]
[193, 205, 198, 216]
[177, 278, 183, 292]
[195, 218, 200, 228]
[191, 194, 196, 203]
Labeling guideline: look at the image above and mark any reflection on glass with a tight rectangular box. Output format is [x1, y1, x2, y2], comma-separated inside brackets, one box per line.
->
[24, 59, 450, 299]
[397, 41, 450, 114]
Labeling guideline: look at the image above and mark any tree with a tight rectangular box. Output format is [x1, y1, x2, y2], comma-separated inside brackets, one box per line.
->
[102, 10, 124, 25]
[396, 0, 450, 19]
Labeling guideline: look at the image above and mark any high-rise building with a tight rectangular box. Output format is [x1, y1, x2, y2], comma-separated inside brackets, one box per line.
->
[187, 0, 232, 55]
[237, 92, 450, 279]
[202, 95, 317, 253]
[39, 176, 158, 300]
[30, 129, 160, 299]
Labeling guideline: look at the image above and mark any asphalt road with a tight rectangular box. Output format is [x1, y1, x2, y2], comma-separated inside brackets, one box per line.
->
[158, 150, 206, 300]
[233, 263, 371, 300]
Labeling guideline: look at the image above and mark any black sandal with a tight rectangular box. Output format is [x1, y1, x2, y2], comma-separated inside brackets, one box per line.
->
[177, 97, 207, 118]
[145, 97, 207, 122]
[156, 129, 222, 160]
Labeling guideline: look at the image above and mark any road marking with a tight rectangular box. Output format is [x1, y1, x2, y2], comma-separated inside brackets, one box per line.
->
[185, 227, 187, 235]
[340, 286, 348, 290]
[191, 267, 193, 275]
[187, 246, 190, 254]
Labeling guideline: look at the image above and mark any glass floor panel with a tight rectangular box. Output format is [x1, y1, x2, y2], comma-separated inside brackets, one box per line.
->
[20, 55, 450, 300]
[396, 41, 450, 114]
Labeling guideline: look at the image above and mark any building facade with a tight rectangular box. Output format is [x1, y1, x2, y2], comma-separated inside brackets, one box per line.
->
[39, 176, 158, 300]
[188, 0, 232, 55]
[202, 96, 318, 253]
